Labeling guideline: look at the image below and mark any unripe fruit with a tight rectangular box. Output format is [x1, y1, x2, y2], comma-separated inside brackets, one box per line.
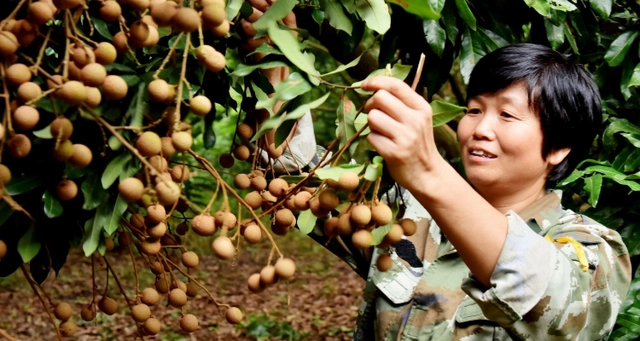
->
[170, 165, 190, 182]
[372, 203, 392, 226]
[180, 314, 198, 333]
[190, 95, 212, 116]
[219, 153, 234, 168]
[250, 176, 267, 191]
[68, 144, 93, 168]
[54, 302, 73, 321]
[376, 254, 393, 272]
[56, 179, 78, 201]
[59, 320, 77, 337]
[98, 296, 118, 315]
[0, 31, 19, 56]
[5, 63, 31, 86]
[7, 134, 31, 158]
[132, 304, 151, 322]
[17, 82, 42, 103]
[137, 131, 162, 156]
[155, 181, 181, 205]
[80, 305, 96, 321]
[191, 214, 216, 236]
[141, 287, 159, 305]
[100, 1, 122, 22]
[247, 273, 265, 293]
[0, 164, 11, 186]
[274, 258, 296, 279]
[294, 191, 312, 210]
[352, 229, 373, 249]
[234, 173, 251, 189]
[147, 222, 167, 239]
[94, 42, 117, 65]
[212, 236, 235, 260]
[147, 79, 173, 102]
[0, 240, 6, 259]
[81, 63, 107, 87]
[144, 318, 162, 335]
[275, 208, 295, 228]
[350, 204, 372, 227]
[182, 251, 199, 268]
[173, 7, 201, 32]
[119, 177, 145, 202]
[259, 265, 278, 286]
[103, 75, 128, 100]
[171, 131, 193, 152]
[243, 224, 262, 244]
[13, 105, 39, 131]
[385, 223, 404, 245]
[226, 307, 243, 324]
[59, 81, 87, 105]
[85, 86, 102, 107]
[50, 117, 73, 141]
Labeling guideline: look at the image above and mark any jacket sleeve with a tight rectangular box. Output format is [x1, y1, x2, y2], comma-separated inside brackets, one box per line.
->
[461, 211, 631, 340]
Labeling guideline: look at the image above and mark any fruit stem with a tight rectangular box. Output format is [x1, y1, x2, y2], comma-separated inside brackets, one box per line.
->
[203, 181, 221, 213]
[173, 33, 191, 133]
[127, 241, 141, 295]
[0, 0, 28, 31]
[25, 85, 61, 107]
[0, 64, 15, 138]
[20, 265, 64, 341]
[63, 10, 72, 80]
[91, 255, 97, 305]
[33, 28, 53, 77]
[153, 32, 185, 79]
[103, 256, 147, 340]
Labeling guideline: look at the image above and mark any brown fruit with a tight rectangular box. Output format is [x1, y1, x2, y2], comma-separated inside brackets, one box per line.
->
[119, 177, 145, 202]
[139, 238, 161, 255]
[274, 258, 296, 279]
[267, 178, 287, 198]
[350, 204, 372, 227]
[105, 237, 115, 252]
[132, 303, 151, 322]
[385, 223, 404, 245]
[98, 296, 118, 315]
[7, 134, 31, 158]
[176, 222, 189, 235]
[118, 231, 133, 247]
[144, 318, 162, 335]
[141, 287, 159, 306]
[226, 307, 243, 324]
[202, 50, 226, 72]
[130, 213, 146, 229]
[352, 229, 373, 249]
[376, 253, 393, 272]
[247, 273, 265, 293]
[28, 2, 56, 25]
[17, 82, 42, 103]
[113, 31, 129, 54]
[219, 153, 234, 168]
[155, 181, 181, 205]
[71, 45, 95, 67]
[0, 164, 11, 186]
[94, 42, 117, 65]
[81, 63, 107, 87]
[142, 25, 160, 47]
[250, 176, 267, 191]
[234, 173, 251, 189]
[236, 123, 253, 142]
[128, 21, 150, 47]
[54, 302, 73, 321]
[103, 75, 129, 100]
[323, 217, 339, 237]
[212, 236, 235, 260]
[201, 3, 226, 27]
[46, 74, 63, 90]
[337, 171, 360, 192]
[243, 224, 262, 244]
[336, 213, 353, 235]
[186, 281, 199, 297]
[148, 222, 167, 239]
[59, 81, 87, 105]
[53, 0, 84, 10]
[171, 131, 193, 152]
[190, 95, 212, 116]
[128, 0, 150, 12]
[59, 320, 77, 337]
[100, 1, 122, 22]
[233, 145, 251, 161]
[275, 208, 295, 228]
[155, 276, 170, 293]
[244, 191, 263, 210]
[309, 198, 330, 218]
[137, 131, 162, 156]
[50, 117, 73, 141]
[259, 265, 278, 286]
[147, 204, 166, 224]
[399, 219, 417, 236]
[182, 251, 199, 268]
[149, 155, 168, 173]
[372, 203, 393, 226]
[13, 105, 39, 131]
[170, 165, 190, 182]
[85, 86, 102, 107]
[5, 63, 31, 86]
[169, 288, 187, 307]
[150, 1, 177, 26]
[67, 61, 82, 80]
[80, 305, 96, 321]
[215, 211, 237, 228]
[173, 7, 201, 32]
[191, 214, 216, 236]
[180, 314, 198, 333]
[68, 144, 93, 168]
[147, 79, 173, 102]
[0, 31, 19, 56]
[211, 20, 230, 37]
[56, 179, 78, 201]
[293, 191, 312, 210]
[0, 240, 6, 259]
[160, 137, 175, 157]
[318, 189, 339, 211]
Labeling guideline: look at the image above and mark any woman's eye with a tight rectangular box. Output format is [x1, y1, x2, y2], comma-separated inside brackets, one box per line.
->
[466, 108, 480, 115]
[500, 112, 513, 118]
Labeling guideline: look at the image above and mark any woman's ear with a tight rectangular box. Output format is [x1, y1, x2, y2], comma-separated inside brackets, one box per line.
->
[548, 147, 571, 166]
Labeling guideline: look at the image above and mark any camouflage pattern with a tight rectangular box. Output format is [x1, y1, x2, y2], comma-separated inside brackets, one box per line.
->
[349, 190, 631, 341]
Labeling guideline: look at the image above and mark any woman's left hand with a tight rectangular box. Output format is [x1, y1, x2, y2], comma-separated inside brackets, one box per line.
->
[362, 76, 446, 190]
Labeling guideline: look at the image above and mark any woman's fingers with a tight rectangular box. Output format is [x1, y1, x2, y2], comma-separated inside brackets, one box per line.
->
[365, 90, 416, 123]
[367, 109, 403, 142]
[362, 76, 428, 112]
[247, 0, 271, 12]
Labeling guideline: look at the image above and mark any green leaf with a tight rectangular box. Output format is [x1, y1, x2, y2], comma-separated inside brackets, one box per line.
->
[231, 61, 289, 77]
[442, 1, 459, 44]
[622, 133, 640, 149]
[423, 20, 446, 58]
[121, 74, 141, 88]
[0, 201, 14, 226]
[32, 124, 53, 139]
[321, 54, 363, 77]
[354, 113, 370, 135]
[81, 171, 109, 210]
[563, 22, 579, 55]
[364, 158, 383, 181]
[102, 153, 132, 189]
[18, 223, 41, 263]
[431, 101, 465, 126]
[42, 190, 63, 218]
[550, 0, 577, 11]
[252, 0, 297, 30]
[82, 217, 98, 257]
[544, 19, 565, 50]
[559, 170, 585, 186]
[477, 28, 509, 50]
[603, 118, 640, 147]
[388, 0, 441, 20]
[105, 63, 136, 73]
[312, 8, 325, 24]
[320, 0, 353, 35]
[460, 28, 485, 84]
[5, 175, 43, 196]
[589, 0, 612, 18]
[274, 118, 297, 147]
[108, 135, 123, 150]
[605, 31, 638, 67]
[627, 62, 640, 88]
[524, 0, 550, 16]
[371, 201, 399, 245]
[455, 0, 476, 30]
[583, 174, 603, 207]
[128, 83, 147, 127]
[335, 95, 358, 160]
[353, 64, 413, 94]
[297, 209, 318, 235]
[267, 22, 320, 84]
[256, 72, 313, 114]
[105, 195, 128, 235]
[92, 17, 113, 40]
[226, 0, 244, 20]
[354, 0, 391, 34]
[315, 164, 365, 181]
[623, 149, 640, 173]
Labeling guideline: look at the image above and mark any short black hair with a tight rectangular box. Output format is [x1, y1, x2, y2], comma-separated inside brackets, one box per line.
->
[466, 43, 602, 187]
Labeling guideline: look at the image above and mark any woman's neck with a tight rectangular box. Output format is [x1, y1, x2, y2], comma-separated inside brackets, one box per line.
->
[477, 185, 547, 214]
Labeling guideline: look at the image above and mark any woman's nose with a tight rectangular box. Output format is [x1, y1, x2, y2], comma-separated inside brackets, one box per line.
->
[472, 114, 497, 141]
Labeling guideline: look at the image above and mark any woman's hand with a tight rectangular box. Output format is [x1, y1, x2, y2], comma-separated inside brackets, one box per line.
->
[362, 76, 447, 191]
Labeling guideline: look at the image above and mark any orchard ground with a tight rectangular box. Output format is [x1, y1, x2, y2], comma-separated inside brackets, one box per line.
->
[0, 231, 364, 341]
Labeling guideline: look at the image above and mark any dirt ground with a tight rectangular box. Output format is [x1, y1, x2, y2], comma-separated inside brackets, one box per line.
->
[0, 231, 365, 341]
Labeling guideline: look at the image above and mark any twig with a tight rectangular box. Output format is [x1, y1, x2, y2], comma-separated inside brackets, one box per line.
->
[20, 265, 63, 341]
[103, 257, 146, 340]
[173, 33, 191, 132]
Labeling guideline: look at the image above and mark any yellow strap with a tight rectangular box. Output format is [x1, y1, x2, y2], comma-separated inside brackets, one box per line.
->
[546, 235, 589, 272]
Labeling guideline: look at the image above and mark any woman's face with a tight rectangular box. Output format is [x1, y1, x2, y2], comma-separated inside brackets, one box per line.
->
[457, 83, 567, 197]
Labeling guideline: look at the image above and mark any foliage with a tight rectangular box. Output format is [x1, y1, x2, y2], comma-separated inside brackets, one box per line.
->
[236, 312, 310, 341]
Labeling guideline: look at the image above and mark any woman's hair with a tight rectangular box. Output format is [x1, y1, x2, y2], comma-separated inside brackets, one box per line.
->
[466, 43, 602, 187]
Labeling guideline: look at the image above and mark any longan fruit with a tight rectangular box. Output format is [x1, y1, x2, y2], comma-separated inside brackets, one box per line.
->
[131, 304, 151, 322]
[243, 191, 262, 210]
[267, 178, 288, 198]
[59, 80, 87, 105]
[352, 229, 373, 249]
[67, 61, 82, 81]
[28, 2, 56, 25]
[102, 75, 128, 100]
[236, 123, 253, 142]
[54, 302, 73, 321]
[119, 177, 145, 202]
[147, 222, 167, 239]
[141, 287, 159, 306]
[318, 189, 339, 211]
[242, 224, 261, 244]
[71, 45, 95, 68]
[399, 219, 417, 236]
[350, 204, 372, 227]
[100, 1, 122, 22]
[46, 74, 63, 91]
[59, 320, 77, 337]
[385, 223, 404, 245]
[149, 155, 168, 173]
[136, 131, 162, 156]
[173, 7, 201, 32]
[105, 237, 115, 252]
[214, 211, 237, 228]
[155, 276, 170, 293]
[140, 238, 162, 255]
[190, 95, 212, 116]
[81, 63, 107, 87]
[180, 314, 198, 333]
[372, 203, 392, 226]
[68, 144, 93, 168]
[337, 171, 359, 192]
[130, 213, 146, 230]
[226, 307, 243, 324]
[294, 191, 312, 210]
[219, 153, 234, 168]
[5, 63, 31, 86]
[176, 222, 189, 235]
[324, 217, 339, 237]
[191, 214, 216, 236]
[128, 0, 150, 12]
[50, 117, 73, 141]
[201, 3, 226, 27]
[274, 258, 296, 279]
[186, 281, 199, 297]
[171, 131, 193, 152]
[259, 265, 278, 286]
[211, 20, 230, 37]
[212, 236, 235, 260]
[17, 82, 42, 103]
[147, 79, 172, 102]
[98, 296, 118, 315]
[113, 31, 129, 54]
[170, 164, 190, 182]
[150, 1, 177, 26]
[336, 213, 353, 235]
[85, 86, 102, 107]
[147, 204, 166, 224]
[128, 21, 150, 47]
[233, 145, 251, 161]
[53, 0, 84, 10]
[182, 251, 199, 268]
[234, 173, 251, 189]
[0, 31, 19, 56]
[56, 179, 78, 201]
[160, 137, 175, 157]
[0, 164, 11, 186]
[155, 180, 181, 205]
[13, 105, 39, 131]
[7, 134, 31, 158]
[250, 176, 267, 191]
[275, 208, 295, 228]
[168, 288, 187, 307]
[118, 231, 133, 247]
[94, 42, 117, 65]
[144, 317, 162, 335]
[309, 198, 330, 218]
[80, 305, 96, 321]
[0, 122, 5, 141]
[376, 253, 393, 272]
[202, 49, 226, 72]
[0, 240, 6, 259]
[247, 273, 265, 293]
